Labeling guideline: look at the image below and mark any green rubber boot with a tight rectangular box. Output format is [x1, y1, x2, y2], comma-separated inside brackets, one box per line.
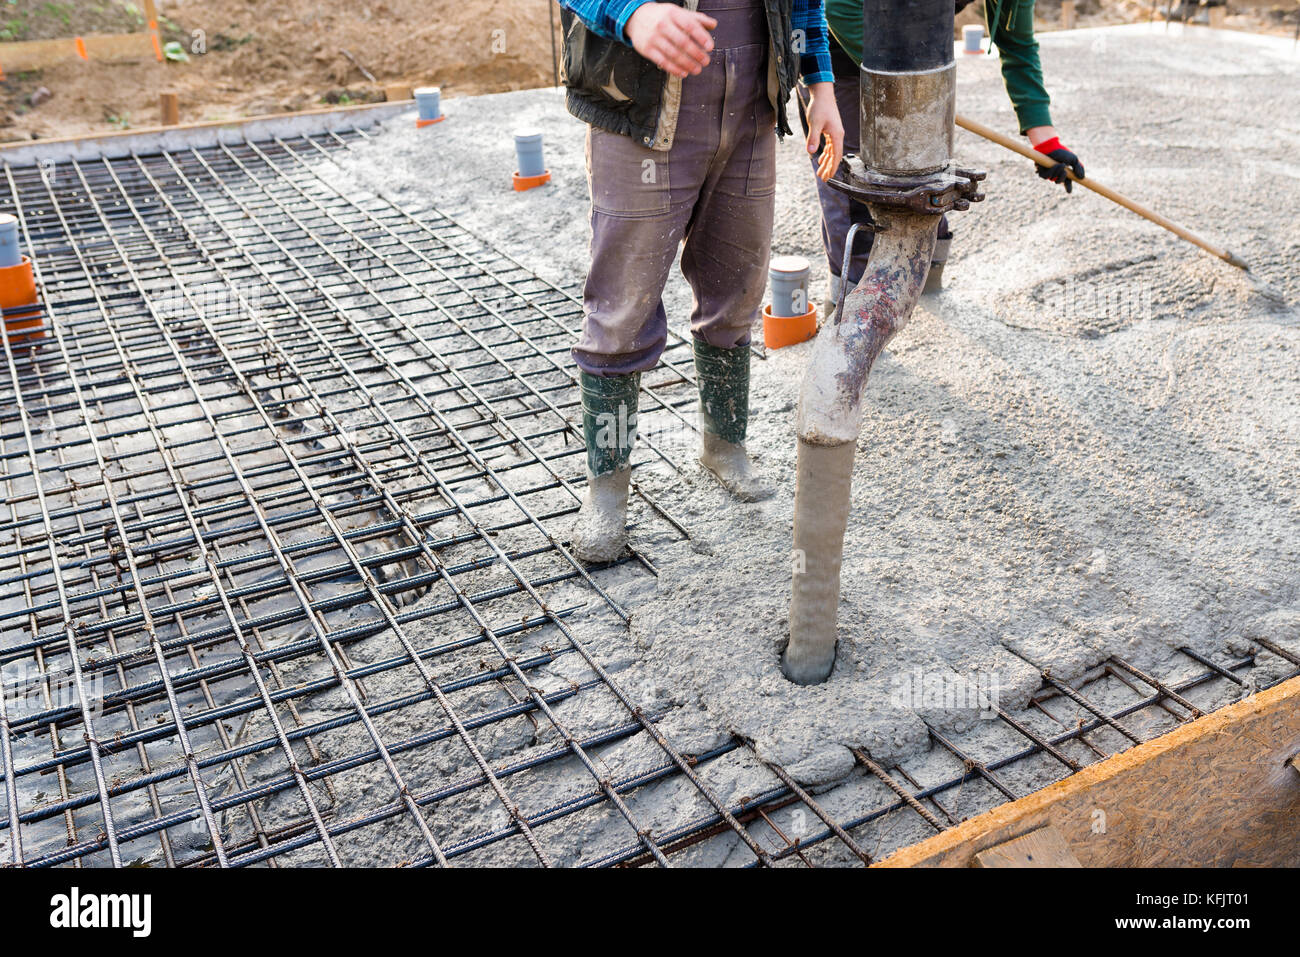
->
[570, 371, 639, 563]
[693, 340, 774, 502]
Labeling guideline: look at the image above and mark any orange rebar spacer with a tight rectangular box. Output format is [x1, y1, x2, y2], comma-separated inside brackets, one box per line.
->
[762, 303, 817, 350]
[415, 116, 445, 128]
[512, 170, 551, 192]
[0, 256, 45, 343]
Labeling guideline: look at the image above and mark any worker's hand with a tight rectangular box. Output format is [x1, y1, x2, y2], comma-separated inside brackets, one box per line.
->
[1029, 128, 1085, 193]
[804, 82, 844, 182]
[625, 2, 718, 78]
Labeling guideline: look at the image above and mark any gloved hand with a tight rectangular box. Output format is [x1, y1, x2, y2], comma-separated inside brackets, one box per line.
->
[1033, 136, 1085, 193]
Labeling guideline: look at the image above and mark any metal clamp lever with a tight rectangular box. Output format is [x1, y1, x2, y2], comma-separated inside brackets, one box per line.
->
[828, 156, 987, 215]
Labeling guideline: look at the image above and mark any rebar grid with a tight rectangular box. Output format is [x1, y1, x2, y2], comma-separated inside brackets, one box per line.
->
[1, 127, 1295, 869]
[0, 131, 765, 867]
[607, 646, 1297, 868]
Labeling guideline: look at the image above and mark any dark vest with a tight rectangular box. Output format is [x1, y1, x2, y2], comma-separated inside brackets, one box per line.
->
[560, 0, 799, 151]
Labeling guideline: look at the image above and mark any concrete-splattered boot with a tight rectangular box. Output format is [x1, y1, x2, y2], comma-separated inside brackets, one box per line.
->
[694, 340, 774, 502]
[821, 272, 842, 320]
[922, 227, 953, 294]
[570, 371, 639, 563]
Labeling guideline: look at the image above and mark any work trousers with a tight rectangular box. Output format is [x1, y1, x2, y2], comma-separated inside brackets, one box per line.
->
[574, 0, 776, 376]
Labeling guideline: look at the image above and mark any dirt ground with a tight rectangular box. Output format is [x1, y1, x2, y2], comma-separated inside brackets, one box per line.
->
[1, 18, 1294, 867]
[0, 0, 564, 141]
[1, 0, 1296, 143]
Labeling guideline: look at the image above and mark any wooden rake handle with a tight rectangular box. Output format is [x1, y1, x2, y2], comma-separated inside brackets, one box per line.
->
[955, 113, 1250, 271]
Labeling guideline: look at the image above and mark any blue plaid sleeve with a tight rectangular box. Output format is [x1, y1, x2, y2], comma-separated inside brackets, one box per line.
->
[558, 0, 654, 44]
[564, 0, 833, 80]
[792, 0, 834, 84]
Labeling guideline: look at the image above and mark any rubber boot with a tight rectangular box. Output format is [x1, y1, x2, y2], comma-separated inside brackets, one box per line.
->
[693, 340, 774, 502]
[922, 231, 953, 295]
[570, 371, 639, 563]
[821, 272, 842, 320]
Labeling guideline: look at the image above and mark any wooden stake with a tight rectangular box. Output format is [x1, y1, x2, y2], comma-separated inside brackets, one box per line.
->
[383, 83, 411, 102]
[1061, 0, 1077, 29]
[143, 0, 163, 61]
[1209, 5, 1226, 28]
[159, 91, 179, 126]
[955, 112, 1250, 270]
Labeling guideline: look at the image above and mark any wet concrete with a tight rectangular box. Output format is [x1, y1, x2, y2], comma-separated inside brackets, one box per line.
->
[262, 24, 1300, 861]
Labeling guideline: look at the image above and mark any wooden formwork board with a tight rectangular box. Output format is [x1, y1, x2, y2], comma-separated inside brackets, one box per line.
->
[0, 33, 156, 74]
[0, 101, 411, 166]
[878, 674, 1300, 867]
[0, 1, 162, 75]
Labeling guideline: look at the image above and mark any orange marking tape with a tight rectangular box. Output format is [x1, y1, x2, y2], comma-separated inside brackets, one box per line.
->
[74, 36, 88, 60]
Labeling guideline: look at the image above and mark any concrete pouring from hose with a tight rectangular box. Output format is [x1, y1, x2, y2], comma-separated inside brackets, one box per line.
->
[783, 0, 986, 685]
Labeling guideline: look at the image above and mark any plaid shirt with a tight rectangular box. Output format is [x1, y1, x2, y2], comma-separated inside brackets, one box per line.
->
[559, 0, 833, 85]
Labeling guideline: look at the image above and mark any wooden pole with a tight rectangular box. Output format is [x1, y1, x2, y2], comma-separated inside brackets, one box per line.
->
[159, 91, 179, 126]
[549, 0, 560, 87]
[955, 113, 1250, 270]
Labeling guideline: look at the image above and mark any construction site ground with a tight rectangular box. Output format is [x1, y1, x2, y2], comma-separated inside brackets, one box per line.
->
[1, 0, 1297, 142]
[325, 22, 1300, 839]
[0, 23, 1296, 868]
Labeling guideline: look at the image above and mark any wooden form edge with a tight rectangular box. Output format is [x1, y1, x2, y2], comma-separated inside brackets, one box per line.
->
[2, 0, 162, 73]
[875, 672, 1300, 867]
[0, 32, 155, 74]
[0, 101, 411, 167]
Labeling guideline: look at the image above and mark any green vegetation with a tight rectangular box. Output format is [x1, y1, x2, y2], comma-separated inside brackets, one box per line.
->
[209, 31, 253, 52]
[0, 1, 150, 43]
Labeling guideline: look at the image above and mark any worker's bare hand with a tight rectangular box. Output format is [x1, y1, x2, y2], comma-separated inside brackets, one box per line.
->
[625, 2, 717, 78]
[804, 82, 844, 182]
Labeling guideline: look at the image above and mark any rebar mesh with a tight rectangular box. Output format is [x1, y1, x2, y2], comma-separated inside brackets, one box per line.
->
[1, 128, 1294, 868]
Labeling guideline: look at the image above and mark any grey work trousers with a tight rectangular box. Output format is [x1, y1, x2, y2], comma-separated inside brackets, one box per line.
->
[573, 0, 776, 376]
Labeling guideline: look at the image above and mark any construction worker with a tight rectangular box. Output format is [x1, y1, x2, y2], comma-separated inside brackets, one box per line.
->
[800, 0, 1086, 305]
[559, 0, 845, 562]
